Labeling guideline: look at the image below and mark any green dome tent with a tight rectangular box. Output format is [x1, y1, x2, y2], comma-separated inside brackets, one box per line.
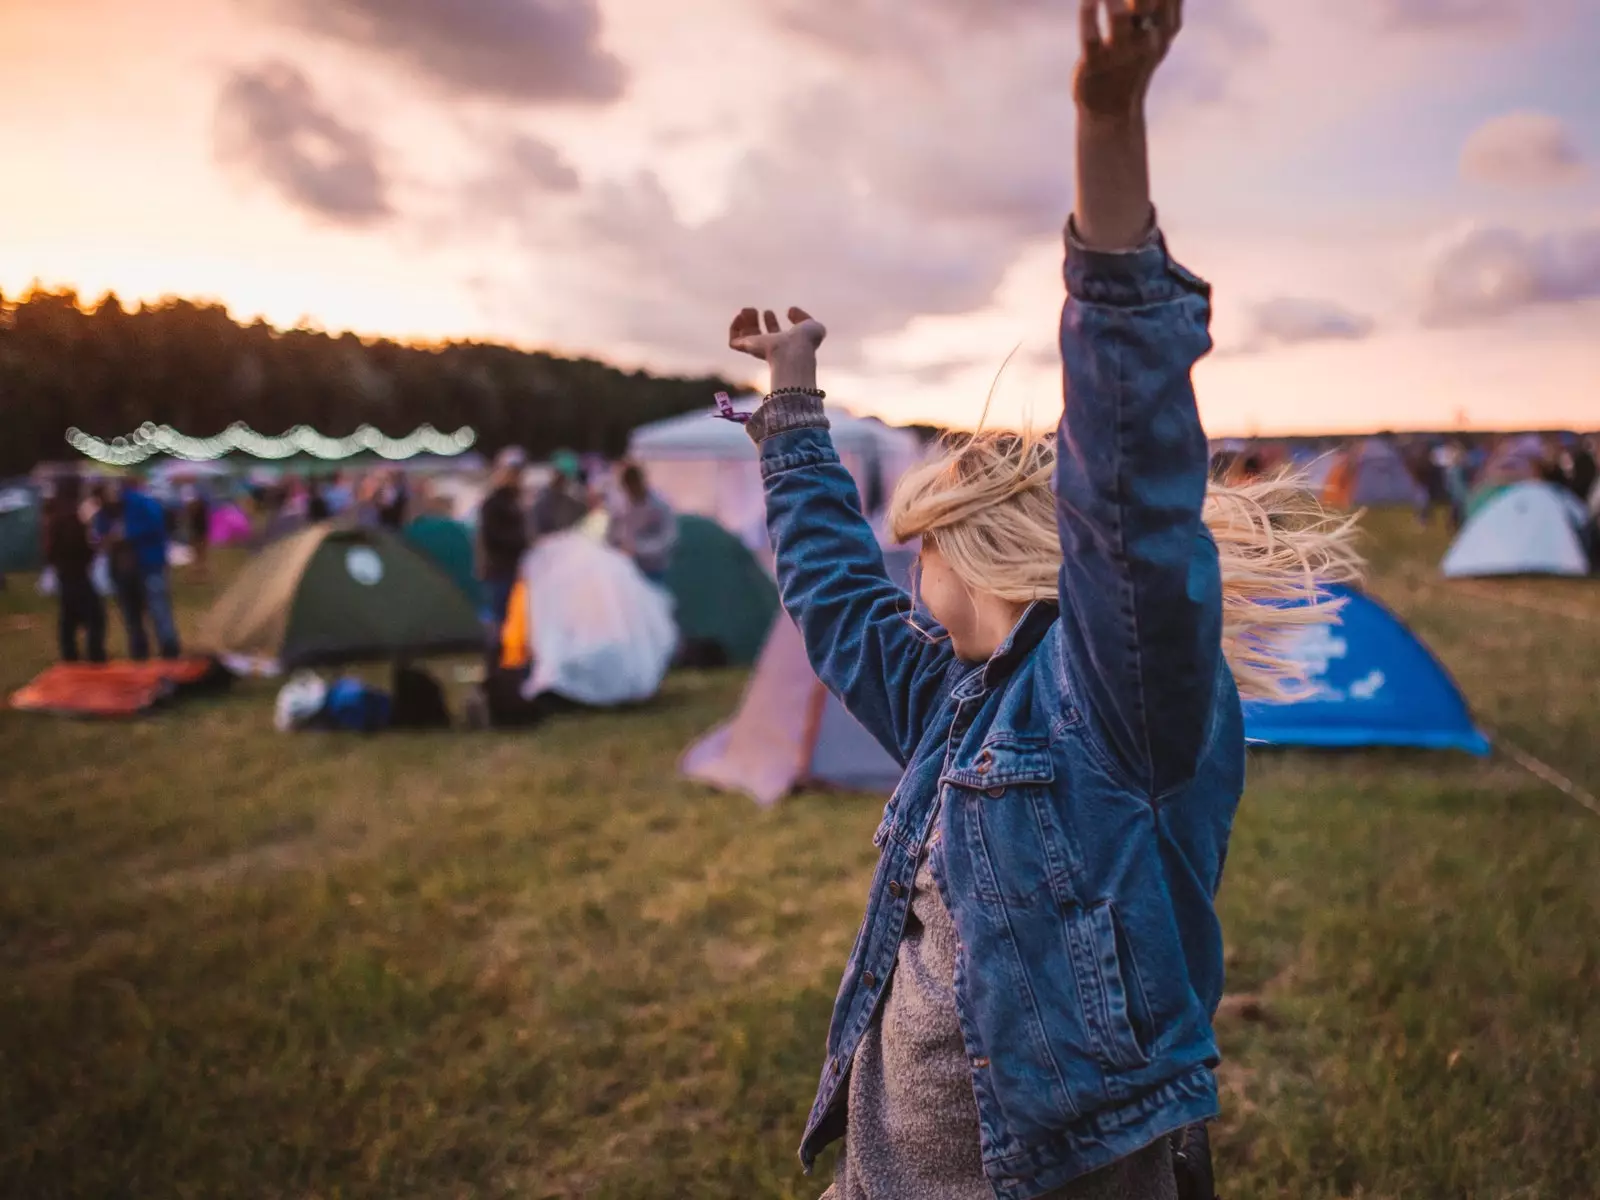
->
[404, 515, 482, 609]
[662, 515, 778, 667]
[0, 483, 43, 573]
[197, 524, 483, 671]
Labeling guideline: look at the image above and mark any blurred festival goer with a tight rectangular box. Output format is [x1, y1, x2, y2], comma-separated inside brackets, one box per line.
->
[607, 462, 678, 582]
[1435, 442, 1469, 531]
[529, 450, 590, 540]
[307, 478, 331, 522]
[1565, 441, 1595, 504]
[121, 477, 181, 659]
[182, 483, 211, 581]
[43, 475, 106, 663]
[93, 485, 152, 660]
[377, 470, 410, 529]
[478, 447, 530, 665]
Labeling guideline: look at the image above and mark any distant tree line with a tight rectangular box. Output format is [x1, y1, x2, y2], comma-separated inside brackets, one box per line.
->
[0, 287, 747, 477]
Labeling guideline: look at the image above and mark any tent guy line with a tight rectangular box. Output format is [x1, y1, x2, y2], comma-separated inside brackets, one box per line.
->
[1489, 733, 1600, 822]
[1438, 581, 1599, 627]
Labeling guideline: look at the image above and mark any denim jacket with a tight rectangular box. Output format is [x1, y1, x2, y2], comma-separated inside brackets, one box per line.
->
[746, 229, 1243, 1200]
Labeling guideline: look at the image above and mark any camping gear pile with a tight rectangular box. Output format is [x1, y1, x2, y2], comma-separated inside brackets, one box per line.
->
[274, 670, 393, 733]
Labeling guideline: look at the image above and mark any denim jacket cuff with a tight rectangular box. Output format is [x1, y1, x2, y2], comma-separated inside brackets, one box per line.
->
[1063, 214, 1211, 307]
[745, 392, 830, 445]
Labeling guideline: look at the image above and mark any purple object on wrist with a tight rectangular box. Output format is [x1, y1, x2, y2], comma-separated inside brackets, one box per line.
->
[712, 391, 751, 424]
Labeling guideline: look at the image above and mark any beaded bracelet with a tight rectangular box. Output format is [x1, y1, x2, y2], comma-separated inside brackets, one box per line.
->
[765, 386, 826, 401]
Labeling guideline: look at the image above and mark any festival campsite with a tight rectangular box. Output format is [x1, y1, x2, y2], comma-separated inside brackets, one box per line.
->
[5, 4, 1600, 1196]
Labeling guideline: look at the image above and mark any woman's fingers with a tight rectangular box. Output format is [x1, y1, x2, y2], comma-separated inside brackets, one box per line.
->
[789, 306, 813, 324]
[1079, 0, 1104, 51]
[763, 309, 780, 334]
[729, 307, 758, 346]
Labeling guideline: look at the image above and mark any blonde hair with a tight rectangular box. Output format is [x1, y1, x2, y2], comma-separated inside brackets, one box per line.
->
[889, 430, 1364, 702]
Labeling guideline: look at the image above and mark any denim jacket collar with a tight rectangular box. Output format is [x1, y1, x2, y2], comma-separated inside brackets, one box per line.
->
[951, 600, 1060, 703]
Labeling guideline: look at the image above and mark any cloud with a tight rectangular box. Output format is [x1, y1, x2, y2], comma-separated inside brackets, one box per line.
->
[214, 62, 391, 224]
[456, 132, 582, 235]
[1422, 222, 1600, 324]
[539, 0, 1266, 367]
[772, 0, 1267, 107]
[278, 0, 626, 104]
[1461, 111, 1584, 186]
[1371, 0, 1526, 30]
[1232, 297, 1377, 354]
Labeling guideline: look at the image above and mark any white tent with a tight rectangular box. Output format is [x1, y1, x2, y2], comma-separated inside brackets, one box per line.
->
[628, 397, 924, 550]
[1441, 481, 1593, 578]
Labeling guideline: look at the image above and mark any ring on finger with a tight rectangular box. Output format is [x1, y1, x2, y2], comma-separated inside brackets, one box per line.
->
[1130, 11, 1159, 32]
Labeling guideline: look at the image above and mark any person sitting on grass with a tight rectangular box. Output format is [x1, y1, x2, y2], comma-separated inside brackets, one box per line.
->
[724, 3, 1361, 1197]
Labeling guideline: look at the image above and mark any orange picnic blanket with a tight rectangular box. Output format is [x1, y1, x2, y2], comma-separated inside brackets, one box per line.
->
[10, 659, 227, 718]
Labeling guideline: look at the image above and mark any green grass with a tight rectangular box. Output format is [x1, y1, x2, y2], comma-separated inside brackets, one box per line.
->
[1, 512, 1597, 1199]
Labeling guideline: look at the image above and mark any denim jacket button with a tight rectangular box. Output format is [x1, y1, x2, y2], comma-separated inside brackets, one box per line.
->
[986, 786, 1005, 798]
[862, 970, 878, 989]
[976, 751, 993, 773]
[888, 880, 905, 898]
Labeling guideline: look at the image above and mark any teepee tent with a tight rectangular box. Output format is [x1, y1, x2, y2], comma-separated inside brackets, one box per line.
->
[1442, 481, 1592, 578]
[197, 524, 483, 673]
[1242, 585, 1489, 754]
[682, 548, 914, 805]
[662, 515, 779, 667]
[1321, 439, 1425, 509]
[629, 400, 924, 551]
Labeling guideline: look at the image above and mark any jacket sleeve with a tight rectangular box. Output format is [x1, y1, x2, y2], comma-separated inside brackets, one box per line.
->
[752, 403, 954, 765]
[1055, 226, 1224, 800]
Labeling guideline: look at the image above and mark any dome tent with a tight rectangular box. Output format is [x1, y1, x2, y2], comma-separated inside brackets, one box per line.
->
[1242, 585, 1489, 754]
[404, 514, 483, 606]
[1442, 481, 1592, 579]
[1320, 439, 1425, 509]
[197, 524, 483, 673]
[661, 515, 779, 667]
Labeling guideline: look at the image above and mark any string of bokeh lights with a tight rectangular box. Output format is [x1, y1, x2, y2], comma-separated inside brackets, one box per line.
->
[65, 422, 477, 466]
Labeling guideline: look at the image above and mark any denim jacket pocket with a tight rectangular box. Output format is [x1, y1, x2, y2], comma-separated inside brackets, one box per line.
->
[1066, 901, 1153, 1077]
[943, 739, 1061, 908]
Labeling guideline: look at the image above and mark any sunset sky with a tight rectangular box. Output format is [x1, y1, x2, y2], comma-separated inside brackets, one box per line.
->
[1, 0, 1596, 435]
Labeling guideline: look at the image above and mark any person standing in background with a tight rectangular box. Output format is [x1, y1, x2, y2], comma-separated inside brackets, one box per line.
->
[377, 469, 410, 529]
[121, 477, 181, 659]
[529, 450, 591, 540]
[43, 475, 106, 663]
[182, 483, 211, 582]
[607, 462, 679, 583]
[478, 447, 530, 665]
[93, 485, 153, 660]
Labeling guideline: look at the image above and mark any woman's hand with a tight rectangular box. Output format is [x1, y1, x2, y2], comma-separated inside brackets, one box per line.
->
[1074, 0, 1180, 119]
[729, 307, 827, 391]
[1072, 0, 1181, 251]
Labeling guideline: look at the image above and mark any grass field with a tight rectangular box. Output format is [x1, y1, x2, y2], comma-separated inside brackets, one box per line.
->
[2, 512, 1598, 1200]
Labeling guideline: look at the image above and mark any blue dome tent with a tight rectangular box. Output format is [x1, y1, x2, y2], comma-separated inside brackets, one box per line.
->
[1243, 585, 1489, 755]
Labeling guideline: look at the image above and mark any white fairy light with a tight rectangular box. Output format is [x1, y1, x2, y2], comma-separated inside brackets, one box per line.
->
[64, 422, 476, 466]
